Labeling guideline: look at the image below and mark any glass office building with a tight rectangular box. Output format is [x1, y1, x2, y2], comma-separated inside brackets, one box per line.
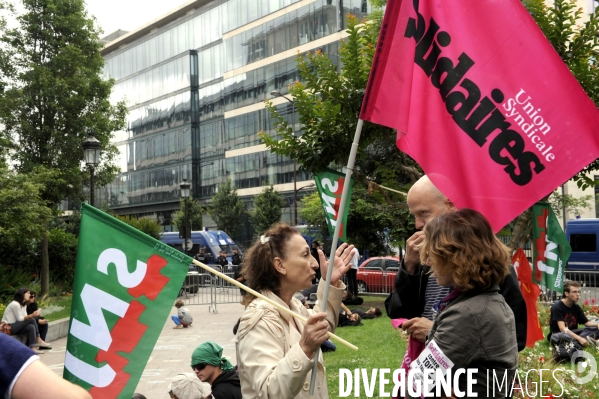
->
[99, 0, 370, 237]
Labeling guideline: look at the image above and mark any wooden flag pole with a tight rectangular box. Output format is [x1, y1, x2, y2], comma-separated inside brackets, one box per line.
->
[190, 258, 358, 351]
[309, 118, 364, 394]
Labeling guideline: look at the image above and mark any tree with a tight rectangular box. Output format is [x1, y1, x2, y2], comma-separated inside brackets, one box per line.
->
[0, 0, 127, 294]
[249, 186, 285, 234]
[263, 1, 599, 250]
[261, 12, 419, 248]
[0, 164, 54, 243]
[208, 180, 245, 240]
[299, 192, 329, 240]
[117, 216, 162, 240]
[174, 197, 206, 232]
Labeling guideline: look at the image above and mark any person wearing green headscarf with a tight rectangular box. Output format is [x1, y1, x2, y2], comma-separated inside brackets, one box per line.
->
[190, 342, 241, 399]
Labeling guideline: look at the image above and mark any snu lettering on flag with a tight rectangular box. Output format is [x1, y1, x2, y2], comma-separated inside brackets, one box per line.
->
[314, 169, 354, 241]
[531, 203, 571, 293]
[64, 203, 190, 399]
[359, 0, 599, 232]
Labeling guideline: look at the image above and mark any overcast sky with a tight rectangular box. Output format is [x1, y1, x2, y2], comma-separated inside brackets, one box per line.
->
[86, 0, 190, 37]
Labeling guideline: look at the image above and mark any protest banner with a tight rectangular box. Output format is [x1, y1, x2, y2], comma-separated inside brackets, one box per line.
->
[64, 203, 189, 398]
[360, 0, 599, 232]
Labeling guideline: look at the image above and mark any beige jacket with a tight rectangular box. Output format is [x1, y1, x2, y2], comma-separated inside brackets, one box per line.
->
[233, 280, 344, 399]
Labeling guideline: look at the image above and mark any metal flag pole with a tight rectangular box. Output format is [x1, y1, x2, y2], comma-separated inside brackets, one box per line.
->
[309, 118, 364, 395]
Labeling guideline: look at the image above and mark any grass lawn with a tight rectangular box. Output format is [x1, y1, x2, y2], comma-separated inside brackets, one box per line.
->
[324, 297, 407, 398]
[325, 297, 599, 398]
[42, 295, 72, 321]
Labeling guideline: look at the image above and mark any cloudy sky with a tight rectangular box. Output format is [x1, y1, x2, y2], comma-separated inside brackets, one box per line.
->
[86, 0, 190, 37]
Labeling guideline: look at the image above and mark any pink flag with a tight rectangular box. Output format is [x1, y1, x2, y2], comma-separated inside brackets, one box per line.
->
[360, 0, 599, 232]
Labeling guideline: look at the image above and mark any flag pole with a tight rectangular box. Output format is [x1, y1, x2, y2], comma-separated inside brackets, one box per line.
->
[309, 118, 364, 394]
[190, 258, 358, 351]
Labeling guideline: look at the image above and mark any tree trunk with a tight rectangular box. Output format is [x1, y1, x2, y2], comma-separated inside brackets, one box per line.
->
[508, 209, 532, 251]
[41, 228, 50, 296]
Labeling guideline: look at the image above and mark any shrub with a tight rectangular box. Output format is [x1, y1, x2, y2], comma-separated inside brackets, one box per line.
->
[47, 228, 78, 288]
[0, 266, 33, 304]
[117, 216, 162, 239]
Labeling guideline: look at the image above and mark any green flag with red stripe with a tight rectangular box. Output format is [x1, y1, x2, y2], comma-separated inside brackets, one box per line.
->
[314, 168, 354, 241]
[531, 202, 571, 294]
[64, 203, 190, 398]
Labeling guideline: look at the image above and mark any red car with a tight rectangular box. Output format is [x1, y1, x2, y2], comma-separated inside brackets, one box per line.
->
[356, 256, 400, 294]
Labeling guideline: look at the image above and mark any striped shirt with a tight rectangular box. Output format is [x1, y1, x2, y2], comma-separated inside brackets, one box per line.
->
[422, 277, 451, 320]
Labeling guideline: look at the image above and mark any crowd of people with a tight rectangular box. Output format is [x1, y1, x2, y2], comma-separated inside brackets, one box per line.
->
[4, 174, 599, 399]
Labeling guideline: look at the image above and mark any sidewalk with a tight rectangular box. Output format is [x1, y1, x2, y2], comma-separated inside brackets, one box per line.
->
[38, 302, 245, 399]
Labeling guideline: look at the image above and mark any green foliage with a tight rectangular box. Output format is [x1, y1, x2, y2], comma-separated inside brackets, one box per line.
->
[261, 14, 397, 176]
[299, 192, 330, 240]
[549, 192, 592, 218]
[0, 0, 127, 294]
[524, 0, 599, 189]
[347, 187, 414, 255]
[0, 164, 54, 241]
[116, 216, 162, 240]
[0, 266, 33, 304]
[261, 11, 420, 249]
[0, 0, 127, 205]
[249, 185, 285, 234]
[47, 228, 78, 287]
[208, 180, 246, 240]
[174, 197, 207, 232]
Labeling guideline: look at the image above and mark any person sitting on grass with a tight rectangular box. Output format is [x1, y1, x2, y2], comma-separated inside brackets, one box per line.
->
[172, 300, 193, 329]
[548, 281, 599, 347]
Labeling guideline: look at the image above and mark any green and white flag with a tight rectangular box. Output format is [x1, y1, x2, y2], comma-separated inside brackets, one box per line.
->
[64, 203, 190, 398]
[314, 168, 354, 242]
[532, 202, 571, 293]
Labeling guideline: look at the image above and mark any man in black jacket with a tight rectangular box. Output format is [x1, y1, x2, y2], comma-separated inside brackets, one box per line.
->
[231, 247, 242, 268]
[385, 175, 528, 351]
[191, 341, 242, 399]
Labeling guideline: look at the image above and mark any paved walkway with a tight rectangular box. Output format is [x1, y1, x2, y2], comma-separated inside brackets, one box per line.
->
[38, 301, 245, 399]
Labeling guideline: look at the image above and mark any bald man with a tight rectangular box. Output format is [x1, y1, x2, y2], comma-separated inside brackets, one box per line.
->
[385, 176, 527, 351]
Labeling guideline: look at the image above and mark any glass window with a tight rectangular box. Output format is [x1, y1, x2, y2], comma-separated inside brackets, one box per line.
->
[571, 234, 597, 252]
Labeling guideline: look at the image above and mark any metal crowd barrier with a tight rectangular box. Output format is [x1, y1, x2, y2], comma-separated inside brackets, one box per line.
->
[539, 270, 599, 304]
[177, 265, 243, 313]
[355, 267, 397, 295]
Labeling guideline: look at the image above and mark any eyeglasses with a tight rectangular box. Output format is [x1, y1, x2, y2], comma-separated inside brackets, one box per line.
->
[191, 363, 208, 371]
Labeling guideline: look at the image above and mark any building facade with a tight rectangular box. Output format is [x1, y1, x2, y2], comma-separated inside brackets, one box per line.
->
[99, 0, 370, 239]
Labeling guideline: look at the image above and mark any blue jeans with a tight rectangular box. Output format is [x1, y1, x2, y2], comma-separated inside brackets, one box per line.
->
[171, 315, 190, 326]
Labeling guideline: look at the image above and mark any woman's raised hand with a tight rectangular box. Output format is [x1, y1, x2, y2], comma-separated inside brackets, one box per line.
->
[318, 243, 355, 287]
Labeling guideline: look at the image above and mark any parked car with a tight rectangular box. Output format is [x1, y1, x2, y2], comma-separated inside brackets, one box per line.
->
[356, 256, 400, 294]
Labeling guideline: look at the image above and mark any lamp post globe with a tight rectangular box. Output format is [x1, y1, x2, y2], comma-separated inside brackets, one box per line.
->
[82, 134, 102, 207]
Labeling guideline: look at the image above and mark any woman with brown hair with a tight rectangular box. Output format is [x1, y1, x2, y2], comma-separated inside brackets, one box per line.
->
[409, 208, 518, 398]
[233, 223, 355, 399]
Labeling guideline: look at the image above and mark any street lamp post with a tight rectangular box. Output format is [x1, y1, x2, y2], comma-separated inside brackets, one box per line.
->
[180, 178, 191, 256]
[270, 90, 299, 224]
[82, 133, 102, 207]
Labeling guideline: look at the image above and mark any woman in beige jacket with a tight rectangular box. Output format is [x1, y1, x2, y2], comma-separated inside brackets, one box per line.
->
[234, 223, 355, 399]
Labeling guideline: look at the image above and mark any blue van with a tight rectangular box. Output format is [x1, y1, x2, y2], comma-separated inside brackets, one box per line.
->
[205, 230, 240, 262]
[565, 219, 599, 271]
[160, 231, 222, 263]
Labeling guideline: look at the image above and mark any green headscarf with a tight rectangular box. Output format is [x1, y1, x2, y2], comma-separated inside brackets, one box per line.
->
[191, 342, 234, 372]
